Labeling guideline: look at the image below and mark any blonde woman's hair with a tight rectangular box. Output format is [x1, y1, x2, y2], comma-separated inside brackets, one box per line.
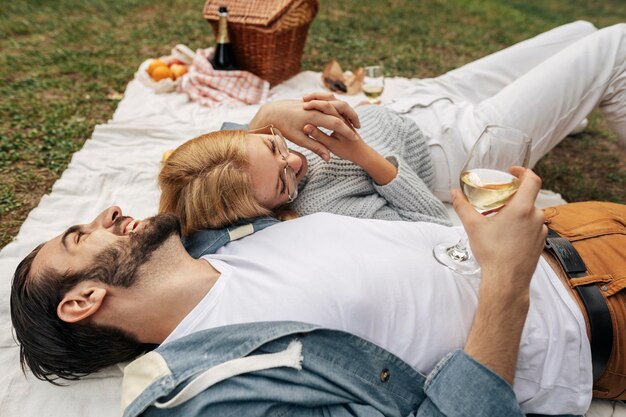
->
[158, 130, 271, 235]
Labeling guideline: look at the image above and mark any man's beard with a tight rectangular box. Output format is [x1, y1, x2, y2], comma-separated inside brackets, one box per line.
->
[87, 213, 181, 288]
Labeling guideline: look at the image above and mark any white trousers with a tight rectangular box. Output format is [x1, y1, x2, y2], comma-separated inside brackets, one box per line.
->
[391, 21, 626, 202]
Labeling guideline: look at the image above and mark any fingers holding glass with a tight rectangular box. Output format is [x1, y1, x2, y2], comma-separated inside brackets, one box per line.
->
[433, 125, 533, 275]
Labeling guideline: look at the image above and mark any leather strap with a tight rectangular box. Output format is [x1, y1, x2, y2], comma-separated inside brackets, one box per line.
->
[545, 228, 613, 381]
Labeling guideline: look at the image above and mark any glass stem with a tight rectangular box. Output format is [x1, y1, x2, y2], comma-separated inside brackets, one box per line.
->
[447, 236, 470, 262]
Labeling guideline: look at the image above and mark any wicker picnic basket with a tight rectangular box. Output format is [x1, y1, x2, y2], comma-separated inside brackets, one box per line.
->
[203, 0, 319, 86]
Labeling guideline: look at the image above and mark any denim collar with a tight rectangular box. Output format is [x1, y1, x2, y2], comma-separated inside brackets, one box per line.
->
[182, 216, 280, 258]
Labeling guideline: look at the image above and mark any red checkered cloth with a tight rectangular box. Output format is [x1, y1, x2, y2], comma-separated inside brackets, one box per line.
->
[180, 48, 270, 107]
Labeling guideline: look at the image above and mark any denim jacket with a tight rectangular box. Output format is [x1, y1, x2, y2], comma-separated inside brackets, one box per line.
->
[120, 321, 574, 417]
[182, 216, 279, 258]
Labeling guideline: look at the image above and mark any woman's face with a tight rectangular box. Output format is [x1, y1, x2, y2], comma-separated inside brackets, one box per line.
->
[246, 133, 308, 210]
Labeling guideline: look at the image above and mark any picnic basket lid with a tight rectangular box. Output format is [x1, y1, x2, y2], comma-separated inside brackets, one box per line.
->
[203, 0, 315, 27]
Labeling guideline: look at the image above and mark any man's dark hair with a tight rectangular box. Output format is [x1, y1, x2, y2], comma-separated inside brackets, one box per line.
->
[10, 244, 156, 384]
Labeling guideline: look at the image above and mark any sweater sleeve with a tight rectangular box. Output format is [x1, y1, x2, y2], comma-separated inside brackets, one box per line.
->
[290, 105, 453, 225]
[372, 155, 451, 225]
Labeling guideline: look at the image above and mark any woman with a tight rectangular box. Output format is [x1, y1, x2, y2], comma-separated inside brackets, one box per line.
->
[159, 103, 451, 237]
[160, 21, 626, 241]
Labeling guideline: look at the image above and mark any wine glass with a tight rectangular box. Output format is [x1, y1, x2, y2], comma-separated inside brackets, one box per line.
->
[433, 125, 532, 275]
[363, 65, 385, 104]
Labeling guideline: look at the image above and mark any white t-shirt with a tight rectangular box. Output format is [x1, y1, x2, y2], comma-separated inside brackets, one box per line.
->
[164, 213, 592, 415]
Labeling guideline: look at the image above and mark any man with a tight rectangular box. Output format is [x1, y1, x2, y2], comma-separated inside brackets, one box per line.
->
[11, 168, 626, 416]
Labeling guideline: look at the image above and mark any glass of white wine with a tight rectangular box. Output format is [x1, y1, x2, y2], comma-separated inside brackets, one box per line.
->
[433, 125, 532, 275]
[363, 65, 385, 104]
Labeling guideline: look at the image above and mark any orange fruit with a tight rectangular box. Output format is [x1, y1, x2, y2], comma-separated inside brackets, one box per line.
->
[168, 58, 185, 67]
[147, 59, 168, 76]
[170, 64, 188, 80]
[151, 66, 173, 81]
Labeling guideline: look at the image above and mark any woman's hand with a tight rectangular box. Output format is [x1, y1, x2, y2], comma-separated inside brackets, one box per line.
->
[302, 92, 398, 185]
[248, 93, 360, 161]
[302, 120, 369, 164]
[302, 92, 361, 129]
[302, 115, 398, 186]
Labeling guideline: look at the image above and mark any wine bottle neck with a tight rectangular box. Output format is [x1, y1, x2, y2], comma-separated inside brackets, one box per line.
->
[217, 15, 230, 44]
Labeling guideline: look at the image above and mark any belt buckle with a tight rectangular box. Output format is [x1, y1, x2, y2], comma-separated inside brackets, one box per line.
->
[545, 229, 587, 278]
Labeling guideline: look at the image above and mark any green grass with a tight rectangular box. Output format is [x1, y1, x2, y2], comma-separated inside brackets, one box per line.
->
[1, 0, 625, 249]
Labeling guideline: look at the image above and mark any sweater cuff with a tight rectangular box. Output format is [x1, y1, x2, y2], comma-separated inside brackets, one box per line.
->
[372, 155, 410, 194]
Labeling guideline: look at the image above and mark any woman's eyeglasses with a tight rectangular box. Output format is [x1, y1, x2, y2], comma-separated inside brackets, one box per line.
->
[250, 125, 299, 203]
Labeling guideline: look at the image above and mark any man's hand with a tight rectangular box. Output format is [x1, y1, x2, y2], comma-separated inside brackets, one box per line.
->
[455, 167, 547, 384]
[248, 93, 360, 161]
[453, 166, 547, 288]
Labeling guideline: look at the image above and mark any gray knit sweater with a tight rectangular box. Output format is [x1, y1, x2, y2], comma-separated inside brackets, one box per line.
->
[289, 105, 451, 226]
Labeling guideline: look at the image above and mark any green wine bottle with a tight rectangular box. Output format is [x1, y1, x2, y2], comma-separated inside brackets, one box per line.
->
[212, 6, 237, 70]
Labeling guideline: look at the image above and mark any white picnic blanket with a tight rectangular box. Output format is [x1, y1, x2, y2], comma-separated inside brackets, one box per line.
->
[0, 71, 623, 416]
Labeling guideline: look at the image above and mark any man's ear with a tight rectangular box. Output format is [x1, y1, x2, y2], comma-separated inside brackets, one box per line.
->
[57, 282, 107, 323]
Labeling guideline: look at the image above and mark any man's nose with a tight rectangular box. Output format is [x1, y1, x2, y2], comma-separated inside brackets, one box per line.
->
[90, 206, 122, 230]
